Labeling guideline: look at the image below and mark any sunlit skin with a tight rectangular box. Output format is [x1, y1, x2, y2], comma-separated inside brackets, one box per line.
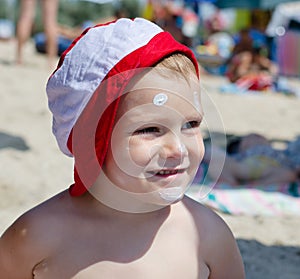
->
[0, 67, 245, 279]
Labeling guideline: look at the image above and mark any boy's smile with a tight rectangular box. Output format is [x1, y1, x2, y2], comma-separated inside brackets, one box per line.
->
[101, 69, 204, 207]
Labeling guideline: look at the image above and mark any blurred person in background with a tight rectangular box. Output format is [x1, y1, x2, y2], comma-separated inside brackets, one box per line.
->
[226, 28, 278, 90]
[16, 0, 59, 67]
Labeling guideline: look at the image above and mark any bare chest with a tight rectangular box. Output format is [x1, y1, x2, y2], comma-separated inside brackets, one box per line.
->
[71, 256, 210, 279]
[33, 232, 209, 279]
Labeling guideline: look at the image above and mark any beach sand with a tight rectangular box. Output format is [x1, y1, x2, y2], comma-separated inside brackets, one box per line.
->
[0, 39, 300, 278]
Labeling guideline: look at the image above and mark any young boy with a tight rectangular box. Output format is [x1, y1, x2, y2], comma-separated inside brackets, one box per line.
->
[0, 18, 245, 278]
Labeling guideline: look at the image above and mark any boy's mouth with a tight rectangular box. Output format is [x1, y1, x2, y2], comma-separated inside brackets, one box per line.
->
[149, 169, 185, 177]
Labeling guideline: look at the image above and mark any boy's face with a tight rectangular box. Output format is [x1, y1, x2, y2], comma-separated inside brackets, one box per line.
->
[102, 69, 204, 206]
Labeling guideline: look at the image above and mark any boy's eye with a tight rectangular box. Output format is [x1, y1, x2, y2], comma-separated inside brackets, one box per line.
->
[182, 120, 201, 130]
[134, 127, 160, 135]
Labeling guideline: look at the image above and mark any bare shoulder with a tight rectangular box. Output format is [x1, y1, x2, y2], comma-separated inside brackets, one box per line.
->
[182, 195, 227, 229]
[0, 189, 73, 279]
[182, 196, 245, 279]
[181, 195, 237, 247]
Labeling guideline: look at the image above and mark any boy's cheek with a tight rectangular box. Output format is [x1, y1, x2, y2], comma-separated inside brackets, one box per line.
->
[193, 136, 205, 163]
[126, 143, 154, 169]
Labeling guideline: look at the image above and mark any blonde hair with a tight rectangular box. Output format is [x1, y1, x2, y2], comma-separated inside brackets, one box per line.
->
[124, 53, 198, 94]
[154, 53, 198, 81]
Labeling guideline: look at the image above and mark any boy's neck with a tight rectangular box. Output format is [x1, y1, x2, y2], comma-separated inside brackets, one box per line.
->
[81, 191, 172, 221]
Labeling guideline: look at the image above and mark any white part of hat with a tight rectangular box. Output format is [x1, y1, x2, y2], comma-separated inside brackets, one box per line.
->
[46, 18, 163, 156]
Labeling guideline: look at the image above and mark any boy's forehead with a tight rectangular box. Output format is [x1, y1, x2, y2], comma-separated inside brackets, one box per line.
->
[118, 88, 202, 120]
[123, 69, 200, 105]
[115, 68, 202, 119]
[121, 87, 200, 110]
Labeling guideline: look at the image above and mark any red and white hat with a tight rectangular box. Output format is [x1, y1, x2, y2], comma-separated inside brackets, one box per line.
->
[46, 17, 199, 196]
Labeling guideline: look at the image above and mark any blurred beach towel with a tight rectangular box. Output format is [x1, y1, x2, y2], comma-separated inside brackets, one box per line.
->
[187, 168, 300, 216]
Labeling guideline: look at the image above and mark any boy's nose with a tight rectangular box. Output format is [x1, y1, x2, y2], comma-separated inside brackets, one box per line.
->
[159, 133, 188, 159]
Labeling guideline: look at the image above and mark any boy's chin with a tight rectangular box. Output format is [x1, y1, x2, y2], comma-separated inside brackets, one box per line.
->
[157, 186, 186, 204]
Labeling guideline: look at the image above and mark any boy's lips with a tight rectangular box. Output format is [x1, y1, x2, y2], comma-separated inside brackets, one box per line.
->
[147, 168, 186, 177]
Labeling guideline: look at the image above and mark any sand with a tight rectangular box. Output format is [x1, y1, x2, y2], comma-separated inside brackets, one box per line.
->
[0, 39, 300, 278]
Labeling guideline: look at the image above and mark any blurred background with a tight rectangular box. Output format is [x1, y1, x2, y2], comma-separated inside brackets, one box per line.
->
[1, 0, 300, 80]
[0, 0, 300, 76]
